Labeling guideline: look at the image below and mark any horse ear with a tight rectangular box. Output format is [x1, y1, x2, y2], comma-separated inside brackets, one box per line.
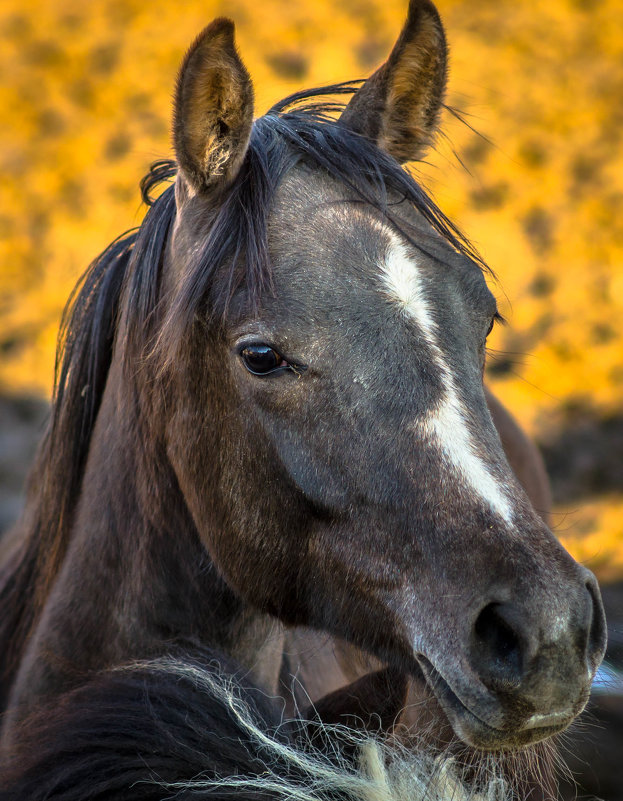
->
[173, 19, 254, 193]
[339, 0, 447, 163]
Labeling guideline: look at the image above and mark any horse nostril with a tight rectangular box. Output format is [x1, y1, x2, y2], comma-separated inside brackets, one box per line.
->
[585, 577, 607, 672]
[472, 602, 524, 691]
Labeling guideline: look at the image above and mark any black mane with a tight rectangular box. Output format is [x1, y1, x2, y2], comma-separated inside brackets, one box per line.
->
[0, 84, 484, 702]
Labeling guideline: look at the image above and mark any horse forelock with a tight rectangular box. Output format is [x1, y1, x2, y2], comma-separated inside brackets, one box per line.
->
[142, 84, 488, 374]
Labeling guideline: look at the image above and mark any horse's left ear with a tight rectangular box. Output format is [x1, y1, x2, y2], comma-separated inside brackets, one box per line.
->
[173, 19, 254, 193]
[339, 0, 447, 163]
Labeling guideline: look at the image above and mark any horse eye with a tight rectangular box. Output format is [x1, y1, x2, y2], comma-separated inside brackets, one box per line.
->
[486, 318, 495, 338]
[240, 344, 284, 375]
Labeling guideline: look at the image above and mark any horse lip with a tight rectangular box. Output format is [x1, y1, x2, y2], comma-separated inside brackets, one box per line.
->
[521, 709, 576, 731]
[415, 654, 500, 730]
[415, 654, 573, 749]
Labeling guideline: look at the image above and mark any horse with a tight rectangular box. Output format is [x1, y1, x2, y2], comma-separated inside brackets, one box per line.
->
[0, 0, 607, 791]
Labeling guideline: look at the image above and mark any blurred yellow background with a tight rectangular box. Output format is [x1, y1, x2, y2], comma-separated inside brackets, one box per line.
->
[0, 0, 622, 577]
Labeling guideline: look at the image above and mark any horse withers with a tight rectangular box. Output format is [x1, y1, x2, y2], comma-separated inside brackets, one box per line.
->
[0, 0, 606, 779]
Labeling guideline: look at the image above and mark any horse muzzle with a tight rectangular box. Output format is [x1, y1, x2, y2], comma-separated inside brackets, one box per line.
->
[413, 568, 607, 750]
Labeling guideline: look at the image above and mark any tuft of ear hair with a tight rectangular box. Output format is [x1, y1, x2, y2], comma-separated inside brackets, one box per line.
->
[339, 0, 447, 164]
[173, 19, 254, 193]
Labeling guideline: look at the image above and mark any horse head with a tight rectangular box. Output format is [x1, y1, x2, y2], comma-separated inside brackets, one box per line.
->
[147, 0, 605, 751]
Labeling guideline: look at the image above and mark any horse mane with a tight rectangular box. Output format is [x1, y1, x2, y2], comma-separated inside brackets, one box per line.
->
[0, 168, 177, 699]
[0, 82, 485, 705]
[0, 651, 512, 801]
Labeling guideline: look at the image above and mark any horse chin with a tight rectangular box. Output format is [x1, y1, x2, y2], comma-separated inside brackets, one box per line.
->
[415, 655, 578, 751]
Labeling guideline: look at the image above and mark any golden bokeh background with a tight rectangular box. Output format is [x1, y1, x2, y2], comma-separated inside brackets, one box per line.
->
[0, 0, 622, 577]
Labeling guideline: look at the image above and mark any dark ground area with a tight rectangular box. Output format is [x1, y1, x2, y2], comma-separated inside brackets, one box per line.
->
[538, 401, 623, 503]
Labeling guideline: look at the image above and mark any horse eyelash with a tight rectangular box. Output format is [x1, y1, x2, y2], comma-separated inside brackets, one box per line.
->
[493, 311, 506, 326]
[486, 311, 505, 339]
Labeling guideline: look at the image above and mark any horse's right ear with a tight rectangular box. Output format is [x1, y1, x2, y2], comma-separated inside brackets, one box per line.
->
[173, 19, 254, 194]
[339, 0, 447, 163]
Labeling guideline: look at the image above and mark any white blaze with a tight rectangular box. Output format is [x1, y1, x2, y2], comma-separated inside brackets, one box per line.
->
[380, 236, 513, 524]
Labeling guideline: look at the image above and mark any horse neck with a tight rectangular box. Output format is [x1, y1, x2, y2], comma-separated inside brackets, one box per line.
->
[5, 358, 284, 728]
